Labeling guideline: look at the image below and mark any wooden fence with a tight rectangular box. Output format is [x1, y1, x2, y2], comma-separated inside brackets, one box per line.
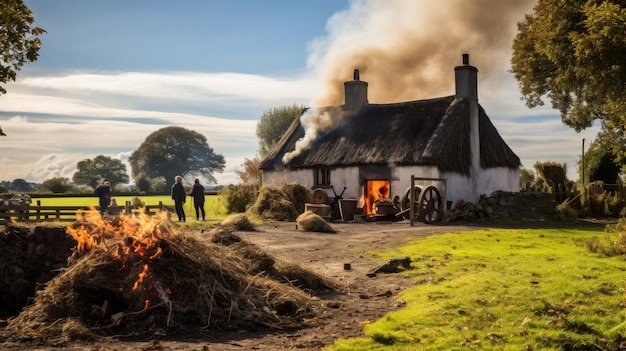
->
[1, 200, 173, 229]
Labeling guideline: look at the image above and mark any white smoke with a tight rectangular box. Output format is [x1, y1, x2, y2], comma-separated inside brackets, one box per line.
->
[283, 0, 537, 163]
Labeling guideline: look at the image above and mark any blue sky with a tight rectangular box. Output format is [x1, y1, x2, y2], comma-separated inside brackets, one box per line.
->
[1, 0, 599, 186]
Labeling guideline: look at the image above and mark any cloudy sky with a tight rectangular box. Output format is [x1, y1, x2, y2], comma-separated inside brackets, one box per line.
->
[1, 0, 598, 186]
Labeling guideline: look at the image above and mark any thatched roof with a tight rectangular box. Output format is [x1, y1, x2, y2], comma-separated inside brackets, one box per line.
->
[260, 96, 520, 175]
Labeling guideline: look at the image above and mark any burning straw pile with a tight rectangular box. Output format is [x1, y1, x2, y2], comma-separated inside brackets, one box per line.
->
[6, 211, 335, 343]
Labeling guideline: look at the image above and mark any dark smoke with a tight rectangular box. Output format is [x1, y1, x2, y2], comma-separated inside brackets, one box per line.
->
[284, 0, 537, 162]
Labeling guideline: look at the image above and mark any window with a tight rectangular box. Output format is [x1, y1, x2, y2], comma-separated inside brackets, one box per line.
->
[314, 168, 331, 186]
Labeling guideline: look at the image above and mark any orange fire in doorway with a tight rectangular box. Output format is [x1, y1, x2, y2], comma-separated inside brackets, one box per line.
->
[364, 180, 390, 214]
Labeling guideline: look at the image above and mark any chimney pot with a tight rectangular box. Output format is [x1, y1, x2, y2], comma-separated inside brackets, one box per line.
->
[462, 53, 469, 65]
[354, 69, 360, 81]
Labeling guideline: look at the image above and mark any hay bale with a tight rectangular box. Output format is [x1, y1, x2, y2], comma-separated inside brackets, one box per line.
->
[5, 215, 334, 344]
[220, 213, 256, 231]
[296, 211, 336, 233]
[280, 183, 313, 213]
[247, 186, 300, 221]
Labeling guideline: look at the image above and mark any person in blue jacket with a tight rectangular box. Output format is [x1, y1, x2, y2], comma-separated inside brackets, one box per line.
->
[94, 179, 112, 215]
[171, 175, 186, 222]
[189, 178, 206, 221]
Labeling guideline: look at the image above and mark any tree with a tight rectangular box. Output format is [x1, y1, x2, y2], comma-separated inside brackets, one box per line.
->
[256, 104, 307, 157]
[1, 0, 46, 96]
[235, 156, 262, 185]
[9, 178, 33, 192]
[129, 126, 226, 185]
[72, 155, 130, 189]
[519, 168, 536, 185]
[511, 1, 626, 159]
[580, 135, 623, 184]
[41, 177, 73, 193]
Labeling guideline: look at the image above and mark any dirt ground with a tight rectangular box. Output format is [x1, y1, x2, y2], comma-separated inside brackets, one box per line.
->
[1, 219, 602, 351]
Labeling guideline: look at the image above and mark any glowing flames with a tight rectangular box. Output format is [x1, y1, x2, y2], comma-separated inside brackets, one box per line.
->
[65, 209, 173, 313]
[66, 208, 171, 256]
[363, 180, 390, 214]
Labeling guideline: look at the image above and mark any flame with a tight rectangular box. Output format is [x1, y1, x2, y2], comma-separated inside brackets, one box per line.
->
[132, 264, 149, 291]
[364, 180, 390, 214]
[65, 208, 173, 312]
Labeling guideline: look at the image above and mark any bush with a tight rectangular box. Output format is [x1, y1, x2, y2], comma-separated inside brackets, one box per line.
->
[584, 218, 626, 256]
[220, 185, 257, 214]
[555, 200, 578, 219]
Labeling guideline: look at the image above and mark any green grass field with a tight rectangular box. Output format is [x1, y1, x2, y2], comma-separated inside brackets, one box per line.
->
[33, 194, 230, 221]
[328, 227, 626, 350]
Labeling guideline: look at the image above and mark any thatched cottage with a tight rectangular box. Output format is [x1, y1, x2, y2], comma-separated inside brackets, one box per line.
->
[260, 54, 520, 215]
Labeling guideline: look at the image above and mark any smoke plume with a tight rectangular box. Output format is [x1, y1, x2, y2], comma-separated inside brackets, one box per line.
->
[284, 0, 537, 163]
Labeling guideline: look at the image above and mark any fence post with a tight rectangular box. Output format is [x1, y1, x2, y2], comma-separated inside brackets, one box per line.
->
[125, 201, 131, 215]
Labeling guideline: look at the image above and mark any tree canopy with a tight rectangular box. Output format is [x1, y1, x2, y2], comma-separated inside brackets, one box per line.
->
[72, 155, 130, 189]
[511, 0, 626, 158]
[580, 133, 623, 184]
[256, 104, 307, 157]
[41, 177, 73, 193]
[0, 0, 45, 96]
[129, 126, 225, 185]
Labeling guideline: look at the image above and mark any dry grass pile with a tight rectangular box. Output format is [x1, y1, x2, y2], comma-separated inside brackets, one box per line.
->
[208, 226, 337, 292]
[5, 211, 334, 344]
[296, 212, 336, 233]
[247, 183, 313, 221]
[220, 213, 256, 231]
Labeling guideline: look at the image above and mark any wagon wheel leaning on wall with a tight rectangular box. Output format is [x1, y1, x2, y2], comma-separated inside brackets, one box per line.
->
[417, 185, 444, 223]
[398, 186, 422, 219]
[312, 188, 329, 204]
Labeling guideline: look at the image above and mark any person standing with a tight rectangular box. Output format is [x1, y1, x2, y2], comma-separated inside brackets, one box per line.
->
[94, 179, 112, 215]
[171, 175, 186, 222]
[189, 178, 206, 221]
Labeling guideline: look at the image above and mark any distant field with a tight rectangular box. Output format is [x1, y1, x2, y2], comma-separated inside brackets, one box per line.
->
[32, 194, 229, 221]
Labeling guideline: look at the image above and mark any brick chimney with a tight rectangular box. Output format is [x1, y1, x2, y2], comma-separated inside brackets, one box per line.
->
[344, 69, 368, 111]
[454, 53, 478, 100]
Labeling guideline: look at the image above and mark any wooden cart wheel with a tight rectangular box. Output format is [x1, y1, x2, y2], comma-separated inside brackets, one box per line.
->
[399, 186, 422, 219]
[312, 188, 329, 204]
[417, 185, 443, 223]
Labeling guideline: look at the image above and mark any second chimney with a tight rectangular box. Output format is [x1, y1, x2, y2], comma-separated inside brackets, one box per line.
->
[454, 54, 478, 100]
[344, 69, 368, 111]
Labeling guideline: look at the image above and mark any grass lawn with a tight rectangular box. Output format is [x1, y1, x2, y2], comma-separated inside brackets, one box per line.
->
[328, 226, 626, 350]
[32, 194, 231, 221]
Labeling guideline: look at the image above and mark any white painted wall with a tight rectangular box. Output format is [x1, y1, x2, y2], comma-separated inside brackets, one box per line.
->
[476, 167, 520, 195]
[263, 164, 518, 209]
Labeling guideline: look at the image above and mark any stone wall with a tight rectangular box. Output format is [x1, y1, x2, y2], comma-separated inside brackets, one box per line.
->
[447, 191, 555, 222]
[0, 225, 76, 317]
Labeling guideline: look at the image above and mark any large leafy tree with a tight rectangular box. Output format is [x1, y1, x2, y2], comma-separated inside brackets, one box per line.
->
[256, 104, 307, 157]
[129, 126, 225, 185]
[1, 0, 45, 96]
[511, 0, 626, 159]
[72, 155, 130, 189]
[41, 177, 73, 193]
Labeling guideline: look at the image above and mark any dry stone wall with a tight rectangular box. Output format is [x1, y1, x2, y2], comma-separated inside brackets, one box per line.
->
[0, 224, 76, 317]
[447, 191, 555, 222]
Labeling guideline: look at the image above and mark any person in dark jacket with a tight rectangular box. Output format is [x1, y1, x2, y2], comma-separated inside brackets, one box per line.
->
[189, 178, 206, 221]
[94, 179, 112, 215]
[171, 175, 186, 222]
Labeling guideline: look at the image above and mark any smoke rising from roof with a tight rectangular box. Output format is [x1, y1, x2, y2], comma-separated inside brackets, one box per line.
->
[283, 0, 537, 163]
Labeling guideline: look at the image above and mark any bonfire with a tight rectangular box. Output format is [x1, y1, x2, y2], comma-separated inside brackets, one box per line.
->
[6, 210, 335, 344]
